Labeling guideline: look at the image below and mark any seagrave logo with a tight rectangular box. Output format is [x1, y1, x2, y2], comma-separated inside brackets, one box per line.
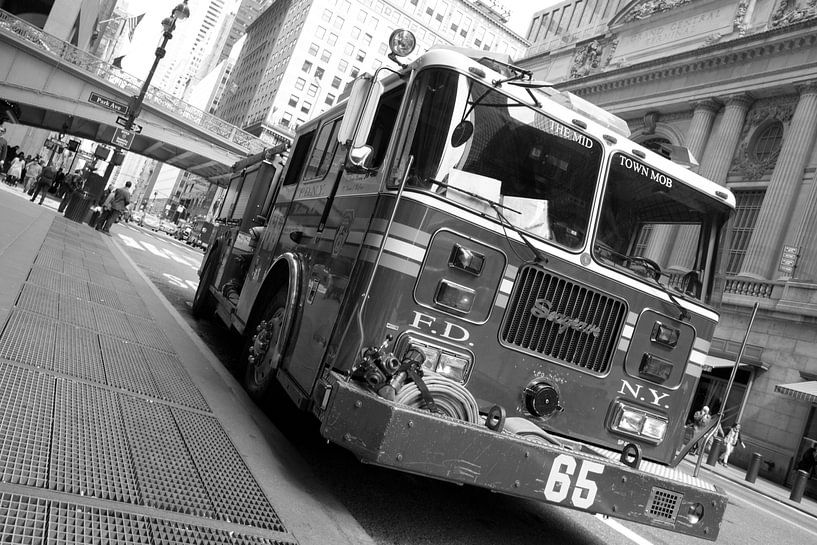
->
[530, 298, 601, 337]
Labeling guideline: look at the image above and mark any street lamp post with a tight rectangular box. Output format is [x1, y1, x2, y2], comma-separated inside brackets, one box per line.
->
[101, 1, 190, 189]
[125, 1, 190, 131]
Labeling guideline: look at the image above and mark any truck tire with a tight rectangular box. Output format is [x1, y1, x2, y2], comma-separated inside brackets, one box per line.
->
[191, 246, 218, 319]
[243, 285, 289, 401]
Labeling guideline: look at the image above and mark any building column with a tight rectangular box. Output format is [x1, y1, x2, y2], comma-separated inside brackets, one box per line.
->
[649, 100, 721, 268]
[740, 83, 817, 279]
[669, 96, 751, 270]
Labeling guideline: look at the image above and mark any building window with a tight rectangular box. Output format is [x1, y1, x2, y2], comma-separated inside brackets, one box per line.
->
[752, 121, 784, 163]
[295, 77, 306, 90]
[315, 67, 325, 80]
[308, 84, 318, 97]
[350, 66, 360, 78]
[302, 60, 313, 73]
[301, 101, 311, 114]
[325, 93, 335, 105]
[338, 59, 348, 72]
[316, 26, 326, 38]
[333, 16, 344, 29]
[321, 49, 332, 62]
[356, 49, 366, 62]
[344, 43, 354, 55]
[288, 94, 298, 106]
[321, 9, 332, 22]
[308, 42, 319, 56]
[328, 33, 338, 45]
[281, 112, 292, 126]
[725, 190, 766, 275]
[331, 76, 342, 88]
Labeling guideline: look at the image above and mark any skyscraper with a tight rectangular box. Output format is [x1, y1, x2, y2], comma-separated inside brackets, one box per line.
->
[217, 0, 528, 145]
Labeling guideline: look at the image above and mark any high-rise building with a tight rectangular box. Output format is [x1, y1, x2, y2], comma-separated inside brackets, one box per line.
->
[515, 0, 817, 489]
[216, 0, 528, 145]
[219, 0, 274, 63]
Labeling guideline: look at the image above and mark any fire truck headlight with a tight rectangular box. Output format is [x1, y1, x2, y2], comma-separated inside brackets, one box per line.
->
[437, 353, 470, 382]
[389, 29, 416, 57]
[397, 336, 473, 383]
[611, 402, 668, 444]
[435, 280, 475, 314]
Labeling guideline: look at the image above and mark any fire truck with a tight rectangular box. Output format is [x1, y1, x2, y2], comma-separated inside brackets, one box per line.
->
[193, 30, 735, 540]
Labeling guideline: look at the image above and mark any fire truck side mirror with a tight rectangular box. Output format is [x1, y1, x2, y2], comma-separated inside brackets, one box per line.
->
[338, 74, 379, 146]
[347, 145, 374, 173]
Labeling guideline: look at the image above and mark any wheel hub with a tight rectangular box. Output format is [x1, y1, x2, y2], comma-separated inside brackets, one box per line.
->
[247, 308, 284, 383]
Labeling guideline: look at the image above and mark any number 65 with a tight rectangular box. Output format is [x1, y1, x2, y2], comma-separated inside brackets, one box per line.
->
[543, 454, 605, 509]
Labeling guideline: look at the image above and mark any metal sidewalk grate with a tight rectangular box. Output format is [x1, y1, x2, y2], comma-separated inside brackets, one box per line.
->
[128, 316, 174, 353]
[100, 336, 158, 398]
[118, 292, 151, 318]
[33, 252, 63, 272]
[143, 348, 209, 411]
[89, 284, 125, 311]
[93, 305, 136, 341]
[119, 396, 215, 518]
[58, 294, 97, 330]
[53, 322, 106, 384]
[62, 262, 90, 282]
[172, 409, 284, 531]
[27, 266, 63, 293]
[150, 517, 298, 545]
[17, 283, 59, 320]
[48, 501, 152, 544]
[0, 492, 48, 543]
[0, 363, 54, 488]
[50, 380, 140, 504]
[0, 309, 56, 368]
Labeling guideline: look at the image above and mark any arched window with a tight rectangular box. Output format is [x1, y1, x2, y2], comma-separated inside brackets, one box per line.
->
[751, 121, 783, 162]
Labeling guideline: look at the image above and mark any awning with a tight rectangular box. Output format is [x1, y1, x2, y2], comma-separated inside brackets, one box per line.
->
[702, 355, 768, 372]
[775, 381, 817, 403]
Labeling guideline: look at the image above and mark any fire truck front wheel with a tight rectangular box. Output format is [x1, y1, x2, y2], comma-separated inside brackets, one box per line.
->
[243, 286, 288, 400]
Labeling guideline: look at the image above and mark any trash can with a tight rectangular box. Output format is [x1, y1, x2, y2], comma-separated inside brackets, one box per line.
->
[63, 191, 94, 224]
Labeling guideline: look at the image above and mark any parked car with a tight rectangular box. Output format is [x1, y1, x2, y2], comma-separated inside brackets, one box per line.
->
[131, 210, 145, 224]
[159, 220, 178, 236]
[141, 214, 161, 231]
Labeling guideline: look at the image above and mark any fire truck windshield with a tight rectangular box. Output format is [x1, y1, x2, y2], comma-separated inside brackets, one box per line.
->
[594, 152, 732, 301]
[393, 67, 603, 251]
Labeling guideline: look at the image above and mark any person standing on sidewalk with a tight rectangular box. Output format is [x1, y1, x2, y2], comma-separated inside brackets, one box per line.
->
[24, 157, 42, 193]
[30, 162, 56, 204]
[95, 181, 132, 235]
[797, 444, 817, 477]
[720, 424, 745, 466]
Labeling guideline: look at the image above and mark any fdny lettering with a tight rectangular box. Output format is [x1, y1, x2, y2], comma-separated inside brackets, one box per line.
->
[619, 379, 671, 409]
[410, 311, 470, 342]
[617, 155, 673, 188]
[530, 299, 601, 338]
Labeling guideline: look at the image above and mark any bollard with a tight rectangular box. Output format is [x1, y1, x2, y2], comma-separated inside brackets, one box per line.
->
[706, 437, 723, 467]
[745, 452, 763, 483]
[790, 470, 809, 503]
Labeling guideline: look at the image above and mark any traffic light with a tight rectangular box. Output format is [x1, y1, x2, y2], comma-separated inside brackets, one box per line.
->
[67, 140, 80, 152]
[111, 151, 125, 166]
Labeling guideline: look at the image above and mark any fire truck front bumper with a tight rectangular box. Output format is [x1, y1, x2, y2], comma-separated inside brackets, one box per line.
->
[319, 374, 727, 541]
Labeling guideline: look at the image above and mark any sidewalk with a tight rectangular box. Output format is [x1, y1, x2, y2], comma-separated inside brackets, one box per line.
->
[0, 184, 374, 545]
[682, 454, 817, 519]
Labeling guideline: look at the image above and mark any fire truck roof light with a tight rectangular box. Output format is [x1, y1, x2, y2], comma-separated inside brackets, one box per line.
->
[389, 29, 416, 57]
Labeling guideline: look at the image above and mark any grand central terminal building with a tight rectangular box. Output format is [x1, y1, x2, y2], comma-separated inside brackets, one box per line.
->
[516, 0, 817, 486]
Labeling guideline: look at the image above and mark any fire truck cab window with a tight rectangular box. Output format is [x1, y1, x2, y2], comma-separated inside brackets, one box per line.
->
[363, 86, 404, 168]
[393, 67, 601, 251]
[304, 119, 341, 180]
[594, 153, 732, 300]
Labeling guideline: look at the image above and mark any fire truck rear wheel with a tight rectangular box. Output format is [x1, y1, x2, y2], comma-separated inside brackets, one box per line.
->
[243, 286, 288, 400]
[192, 245, 218, 319]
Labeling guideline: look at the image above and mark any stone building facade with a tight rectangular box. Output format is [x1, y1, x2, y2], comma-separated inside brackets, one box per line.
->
[517, 0, 817, 487]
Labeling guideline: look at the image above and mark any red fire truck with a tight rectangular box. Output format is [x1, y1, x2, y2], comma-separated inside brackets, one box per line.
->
[194, 30, 735, 540]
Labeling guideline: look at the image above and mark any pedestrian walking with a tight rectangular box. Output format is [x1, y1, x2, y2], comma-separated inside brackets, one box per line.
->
[58, 169, 84, 213]
[0, 126, 8, 169]
[690, 405, 711, 455]
[6, 153, 25, 186]
[95, 181, 132, 234]
[797, 444, 817, 478]
[30, 163, 57, 204]
[719, 423, 745, 466]
[24, 157, 42, 193]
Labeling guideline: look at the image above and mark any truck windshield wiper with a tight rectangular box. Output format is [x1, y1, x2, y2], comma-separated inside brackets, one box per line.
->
[427, 179, 549, 265]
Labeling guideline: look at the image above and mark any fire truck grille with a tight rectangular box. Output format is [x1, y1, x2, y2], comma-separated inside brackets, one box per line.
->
[500, 265, 626, 374]
[646, 487, 682, 521]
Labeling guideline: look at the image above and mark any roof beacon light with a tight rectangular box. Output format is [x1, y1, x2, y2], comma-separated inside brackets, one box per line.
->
[389, 29, 416, 58]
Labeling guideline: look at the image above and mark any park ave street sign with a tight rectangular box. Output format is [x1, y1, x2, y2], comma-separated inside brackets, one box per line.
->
[88, 92, 128, 115]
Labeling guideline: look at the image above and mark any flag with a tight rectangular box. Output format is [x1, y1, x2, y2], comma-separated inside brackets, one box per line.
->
[122, 13, 145, 41]
[112, 56, 124, 69]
